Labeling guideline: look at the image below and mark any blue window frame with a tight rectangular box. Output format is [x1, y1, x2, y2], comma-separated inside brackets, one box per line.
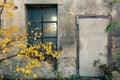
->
[26, 5, 57, 47]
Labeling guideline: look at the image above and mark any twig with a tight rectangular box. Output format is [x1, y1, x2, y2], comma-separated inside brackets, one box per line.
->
[0, 0, 7, 27]
[0, 53, 18, 63]
[0, 0, 7, 15]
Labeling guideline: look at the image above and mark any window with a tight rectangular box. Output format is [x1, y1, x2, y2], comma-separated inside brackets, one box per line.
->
[26, 5, 57, 47]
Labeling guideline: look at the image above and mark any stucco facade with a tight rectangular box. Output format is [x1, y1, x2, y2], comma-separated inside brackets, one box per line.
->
[0, 0, 118, 79]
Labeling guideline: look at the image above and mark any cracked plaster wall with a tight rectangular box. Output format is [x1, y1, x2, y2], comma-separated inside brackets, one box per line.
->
[0, 0, 115, 78]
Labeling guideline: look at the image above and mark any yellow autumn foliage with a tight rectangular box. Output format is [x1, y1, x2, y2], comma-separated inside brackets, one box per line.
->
[27, 21, 31, 26]
[2, 0, 17, 18]
[0, 0, 61, 79]
[33, 74, 37, 78]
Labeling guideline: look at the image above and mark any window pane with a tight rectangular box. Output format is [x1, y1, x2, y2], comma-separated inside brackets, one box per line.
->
[43, 23, 57, 37]
[43, 8, 57, 21]
[43, 38, 57, 46]
[27, 7, 42, 22]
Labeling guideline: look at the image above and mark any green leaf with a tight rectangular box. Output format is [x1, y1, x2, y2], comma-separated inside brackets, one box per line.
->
[105, 20, 120, 32]
[113, 0, 119, 3]
[93, 59, 100, 67]
[105, 75, 112, 80]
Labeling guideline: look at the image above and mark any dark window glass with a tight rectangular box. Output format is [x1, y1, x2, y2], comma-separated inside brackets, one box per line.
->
[27, 7, 42, 22]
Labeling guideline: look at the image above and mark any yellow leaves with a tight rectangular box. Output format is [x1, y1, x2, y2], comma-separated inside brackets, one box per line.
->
[33, 74, 37, 78]
[2, 50, 6, 53]
[46, 50, 52, 55]
[52, 54, 56, 58]
[0, 0, 17, 18]
[0, 0, 62, 76]
[33, 36, 37, 40]
[18, 54, 23, 58]
[43, 42, 53, 55]
[0, 55, 2, 59]
[0, 28, 61, 77]
[32, 31, 42, 41]
[2, 48, 9, 53]
[25, 66, 29, 69]
[43, 28, 50, 33]
[17, 43, 26, 48]
[5, 10, 13, 18]
[35, 27, 40, 30]
[16, 67, 32, 74]
[20, 68, 25, 73]
[1, 38, 11, 43]
[3, 0, 17, 18]
[10, 42, 26, 49]
[16, 68, 20, 72]
[39, 53, 45, 60]
[40, 32, 42, 36]
[27, 21, 31, 26]
[0, 26, 20, 38]
[45, 61, 49, 65]
[16, 65, 20, 72]
[5, 0, 16, 8]
[57, 52, 61, 55]
[48, 66, 52, 69]
[25, 69, 31, 74]
[35, 32, 37, 36]
[7, 26, 20, 33]
[8, 0, 14, 5]
[3, 31, 11, 37]
[0, 43, 10, 53]
[31, 59, 41, 67]
[1, 40, 61, 69]
[1, 44, 6, 48]
[3, 2, 10, 9]
[0, 0, 4, 7]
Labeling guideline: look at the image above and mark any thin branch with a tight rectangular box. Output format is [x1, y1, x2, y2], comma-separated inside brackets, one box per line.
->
[0, 0, 7, 27]
[0, 0, 7, 15]
[0, 36, 23, 46]
[0, 53, 18, 63]
[6, 36, 23, 45]
[0, 36, 25, 63]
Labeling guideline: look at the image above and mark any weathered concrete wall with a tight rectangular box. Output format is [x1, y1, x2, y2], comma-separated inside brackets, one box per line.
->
[0, 0, 114, 79]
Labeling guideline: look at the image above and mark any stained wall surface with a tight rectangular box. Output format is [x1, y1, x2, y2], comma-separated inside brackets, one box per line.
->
[0, 0, 114, 78]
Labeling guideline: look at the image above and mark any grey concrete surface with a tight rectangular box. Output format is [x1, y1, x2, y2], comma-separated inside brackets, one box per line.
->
[0, 0, 116, 79]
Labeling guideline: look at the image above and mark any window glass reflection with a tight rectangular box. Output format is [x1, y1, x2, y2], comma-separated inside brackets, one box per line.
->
[43, 8, 57, 21]
[43, 23, 57, 37]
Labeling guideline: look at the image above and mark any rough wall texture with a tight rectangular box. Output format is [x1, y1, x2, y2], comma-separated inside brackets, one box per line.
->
[0, 0, 116, 79]
[78, 18, 109, 77]
[112, 2, 120, 55]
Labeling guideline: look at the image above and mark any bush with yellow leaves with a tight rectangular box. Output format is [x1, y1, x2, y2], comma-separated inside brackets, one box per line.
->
[0, 26, 61, 79]
[0, 0, 61, 79]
